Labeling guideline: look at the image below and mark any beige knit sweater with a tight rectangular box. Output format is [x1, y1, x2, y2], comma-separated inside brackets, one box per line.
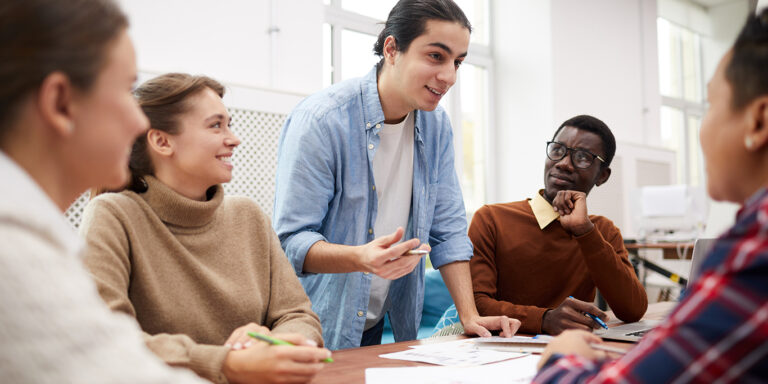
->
[80, 176, 322, 384]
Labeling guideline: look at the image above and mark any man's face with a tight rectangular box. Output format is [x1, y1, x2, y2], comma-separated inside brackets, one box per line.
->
[388, 19, 470, 112]
[543, 126, 611, 202]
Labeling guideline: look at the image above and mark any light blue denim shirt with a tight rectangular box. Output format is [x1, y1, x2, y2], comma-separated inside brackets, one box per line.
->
[273, 66, 472, 350]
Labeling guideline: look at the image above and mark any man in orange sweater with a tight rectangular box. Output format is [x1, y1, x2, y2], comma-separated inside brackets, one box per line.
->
[470, 115, 647, 335]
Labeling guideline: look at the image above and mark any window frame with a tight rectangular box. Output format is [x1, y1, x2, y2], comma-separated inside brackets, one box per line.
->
[657, 17, 707, 186]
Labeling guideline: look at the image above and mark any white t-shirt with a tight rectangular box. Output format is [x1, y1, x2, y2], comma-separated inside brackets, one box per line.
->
[365, 112, 415, 330]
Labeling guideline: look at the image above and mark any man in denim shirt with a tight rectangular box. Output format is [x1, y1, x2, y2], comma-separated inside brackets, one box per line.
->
[273, 0, 520, 350]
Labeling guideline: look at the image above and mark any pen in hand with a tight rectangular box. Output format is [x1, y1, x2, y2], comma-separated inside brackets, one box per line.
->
[247, 332, 334, 363]
[585, 312, 608, 329]
[569, 296, 608, 329]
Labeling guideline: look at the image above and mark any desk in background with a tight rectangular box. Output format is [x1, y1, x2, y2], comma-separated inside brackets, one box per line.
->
[310, 302, 677, 384]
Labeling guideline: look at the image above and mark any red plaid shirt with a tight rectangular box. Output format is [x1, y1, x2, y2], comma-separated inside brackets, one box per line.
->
[534, 187, 768, 383]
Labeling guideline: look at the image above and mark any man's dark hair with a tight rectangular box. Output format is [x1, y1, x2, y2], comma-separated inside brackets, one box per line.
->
[552, 115, 616, 168]
[726, 8, 768, 110]
[373, 0, 471, 58]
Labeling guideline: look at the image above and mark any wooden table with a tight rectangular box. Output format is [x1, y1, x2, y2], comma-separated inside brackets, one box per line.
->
[310, 302, 677, 383]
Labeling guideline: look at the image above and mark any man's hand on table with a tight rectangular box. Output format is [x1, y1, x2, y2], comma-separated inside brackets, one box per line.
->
[462, 315, 522, 338]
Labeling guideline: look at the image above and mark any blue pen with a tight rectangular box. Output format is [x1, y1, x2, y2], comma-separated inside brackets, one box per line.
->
[569, 296, 608, 329]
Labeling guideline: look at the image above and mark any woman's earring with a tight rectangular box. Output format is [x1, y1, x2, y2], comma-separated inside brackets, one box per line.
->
[745, 136, 754, 149]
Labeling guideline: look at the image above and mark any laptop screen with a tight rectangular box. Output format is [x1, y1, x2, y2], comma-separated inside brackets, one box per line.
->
[688, 238, 716, 287]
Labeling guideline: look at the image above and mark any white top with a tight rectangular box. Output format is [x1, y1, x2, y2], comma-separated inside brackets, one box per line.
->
[0, 151, 205, 384]
[366, 112, 415, 330]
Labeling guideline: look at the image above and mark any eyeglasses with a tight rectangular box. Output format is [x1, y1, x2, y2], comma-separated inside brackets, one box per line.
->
[546, 141, 605, 169]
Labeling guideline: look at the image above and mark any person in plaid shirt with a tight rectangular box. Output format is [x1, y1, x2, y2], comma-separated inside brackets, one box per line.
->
[534, 9, 768, 383]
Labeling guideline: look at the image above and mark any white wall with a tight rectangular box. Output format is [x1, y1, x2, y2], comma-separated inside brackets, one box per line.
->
[489, 0, 553, 204]
[702, 1, 751, 81]
[120, 0, 323, 96]
[551, 0, 660, 146]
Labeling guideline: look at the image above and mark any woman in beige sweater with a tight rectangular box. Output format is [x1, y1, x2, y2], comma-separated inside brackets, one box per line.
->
[80, 73, 330, 384]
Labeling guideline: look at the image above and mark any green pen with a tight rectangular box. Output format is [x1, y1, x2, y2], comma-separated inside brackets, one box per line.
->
[247, 332, 334, 363]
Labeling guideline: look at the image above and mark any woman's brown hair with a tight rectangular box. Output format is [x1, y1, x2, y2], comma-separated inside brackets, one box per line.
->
[0, 0, 128, 139]
[124, 73, 225, 193]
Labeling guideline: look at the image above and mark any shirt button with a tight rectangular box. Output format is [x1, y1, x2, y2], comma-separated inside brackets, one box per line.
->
[368, 144, 374, 150]
[372, 185, 376, 191]
[364, 272, 370, 275]
[357, 311, 364, 317]
[368, 228, 373, 234]
[366, 122, 371, 128]
[376, 123, 381, 128]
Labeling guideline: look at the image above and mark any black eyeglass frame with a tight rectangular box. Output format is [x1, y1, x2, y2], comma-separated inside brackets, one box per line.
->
[545, 141, 606, 169]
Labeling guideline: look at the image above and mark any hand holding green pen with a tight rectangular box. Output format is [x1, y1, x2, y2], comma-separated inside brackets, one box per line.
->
[248, 332, 334, 363]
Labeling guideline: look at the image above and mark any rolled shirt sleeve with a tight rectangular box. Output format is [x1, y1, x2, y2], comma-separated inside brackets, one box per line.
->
[273, 110, 336, 277]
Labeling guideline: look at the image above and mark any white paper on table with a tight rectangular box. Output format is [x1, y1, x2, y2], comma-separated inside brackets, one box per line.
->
[379, 346, 525, 366]
[366, 354, 541, 384]
[473, 335, 553, 344]
[409, 338, 483, 350]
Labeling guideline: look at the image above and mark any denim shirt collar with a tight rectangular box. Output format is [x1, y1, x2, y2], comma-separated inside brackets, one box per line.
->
[360, 65, 424, 144]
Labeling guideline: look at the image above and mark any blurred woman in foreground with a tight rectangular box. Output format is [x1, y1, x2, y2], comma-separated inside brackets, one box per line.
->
[0, 0, 205, 382]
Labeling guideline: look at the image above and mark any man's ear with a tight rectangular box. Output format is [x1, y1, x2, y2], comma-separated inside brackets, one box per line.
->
[595, 166, 611, 187]
[146, 129, 173, 157]
[744, 95, 768, 152]
[382, 35, 398, 66]
[37, 72, 76, 138]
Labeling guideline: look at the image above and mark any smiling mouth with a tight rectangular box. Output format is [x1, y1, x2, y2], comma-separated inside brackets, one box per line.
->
[216, 154, 233, 165]
[426, 86, 445, 96]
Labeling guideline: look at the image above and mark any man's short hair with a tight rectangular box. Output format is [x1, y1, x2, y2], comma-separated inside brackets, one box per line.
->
[551, 115, 616, 168]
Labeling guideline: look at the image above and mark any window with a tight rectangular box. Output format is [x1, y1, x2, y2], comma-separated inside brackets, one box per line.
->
[323, 0, 493, 213]
[657, 18, 705, 186]
[456, 64, 488, 213]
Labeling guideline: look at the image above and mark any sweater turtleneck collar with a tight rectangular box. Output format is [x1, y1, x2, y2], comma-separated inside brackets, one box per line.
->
[139, 176, 223, 228]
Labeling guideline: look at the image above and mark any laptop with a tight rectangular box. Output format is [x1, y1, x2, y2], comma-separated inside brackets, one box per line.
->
[687, 238, 715, 287]
[598, 238, 715, 342]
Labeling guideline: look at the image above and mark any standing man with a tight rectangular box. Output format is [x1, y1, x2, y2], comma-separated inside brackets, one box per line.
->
[273, 0, 520, 350]
[470, 115, 647, 335]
